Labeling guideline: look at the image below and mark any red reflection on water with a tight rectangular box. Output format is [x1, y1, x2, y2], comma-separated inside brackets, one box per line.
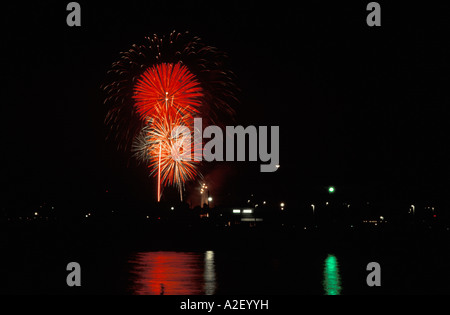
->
[129, 252, 207, 295]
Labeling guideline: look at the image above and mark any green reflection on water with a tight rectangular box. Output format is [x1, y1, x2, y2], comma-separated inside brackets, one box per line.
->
[323, 254, 342, 295]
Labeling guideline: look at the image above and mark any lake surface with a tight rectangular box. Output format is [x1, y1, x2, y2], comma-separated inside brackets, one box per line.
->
[2, 224, 450, 294]
[127, 251, 217, 295]
[2, 246, 450, 294]
[124, 250, 351, 295]
[123, 248, 450, 295]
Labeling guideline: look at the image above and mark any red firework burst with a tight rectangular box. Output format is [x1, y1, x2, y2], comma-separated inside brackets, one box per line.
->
[132, 63, 204, 201]
[133, 63, 204, 121]
[104, 32, 237, 201]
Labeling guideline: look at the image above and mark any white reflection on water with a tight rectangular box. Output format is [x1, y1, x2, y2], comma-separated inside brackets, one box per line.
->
[204, 250, 216, 295]
[128, 251, 217, 295]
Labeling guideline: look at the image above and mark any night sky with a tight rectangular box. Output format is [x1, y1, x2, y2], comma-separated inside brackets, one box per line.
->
[3, 2, 450, 210]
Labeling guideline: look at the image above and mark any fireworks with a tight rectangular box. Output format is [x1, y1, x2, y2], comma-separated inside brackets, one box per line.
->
[133, 63, 204, 120]
[103, 31, 236, 201]
[132, 112, 203, 201]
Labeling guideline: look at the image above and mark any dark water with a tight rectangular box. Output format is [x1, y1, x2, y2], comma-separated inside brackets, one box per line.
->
[122, 248, 447, 295]
[126, 251, 345, 295]
[127, 251, 217, 295]
[2, 224, 450, 294]
[2, 245, 450, 294]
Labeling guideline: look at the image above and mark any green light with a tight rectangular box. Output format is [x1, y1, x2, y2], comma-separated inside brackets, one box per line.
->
[323, 254, 342, 295]
[328, 186, 335, 194]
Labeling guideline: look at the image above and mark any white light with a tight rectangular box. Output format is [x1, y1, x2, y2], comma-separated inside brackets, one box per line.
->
[280, 202, 285, 207]
[34, 212, 38, 216]
[276, 165, 280, 168]
[247, 200, 251, 203]
[241, 218, 263, 222]
[233, 209, 241, 214]
[281, 207, 284, 211]
[326, 202, 329, 206]
[205, 251, 214, 260]
[263, 201, 266, 205]
[171, 207, 174, 210]
[243, 209, 253, 214]
[208, 197, 213, 202]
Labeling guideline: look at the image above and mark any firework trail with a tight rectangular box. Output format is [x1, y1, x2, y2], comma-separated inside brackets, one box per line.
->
[132, 112, 203, 201]
[103, 31, 237, 201]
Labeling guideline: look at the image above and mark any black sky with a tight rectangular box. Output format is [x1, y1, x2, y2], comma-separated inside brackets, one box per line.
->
[2, 1, 450, 208]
